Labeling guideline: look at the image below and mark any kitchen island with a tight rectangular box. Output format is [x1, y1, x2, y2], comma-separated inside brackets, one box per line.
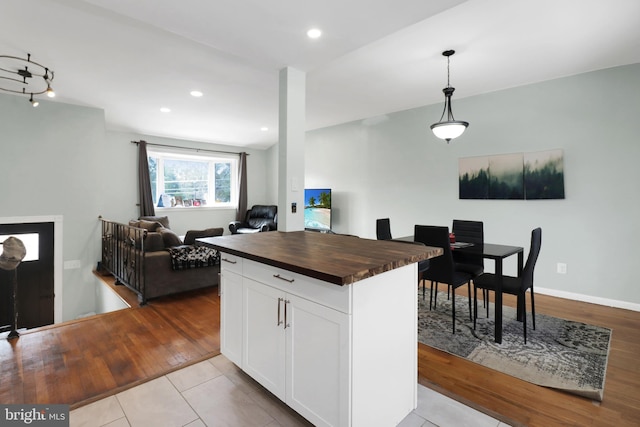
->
[197, 231, 442, 427]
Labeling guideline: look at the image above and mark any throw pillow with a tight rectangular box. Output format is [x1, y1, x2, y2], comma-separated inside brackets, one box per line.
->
[159, 228, 183, 247]
[138, 219, 163, 232]
[139, 215, 170, 229]
[183, 227, 224, 245]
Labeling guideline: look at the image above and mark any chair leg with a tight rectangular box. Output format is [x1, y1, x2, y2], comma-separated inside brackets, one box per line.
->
[486, 289, 490, 318]
[522, 292, 527, 344]
[447, 284, 450, 300]
[473, 285, 478, 330]
[422, 278, 425, 300]
[429, 281, 434, 310]
[467, 282, 472, 322]
[530, 288, 536, 330]
[433, 282, 438, 307]
[452, 291, 456, 334]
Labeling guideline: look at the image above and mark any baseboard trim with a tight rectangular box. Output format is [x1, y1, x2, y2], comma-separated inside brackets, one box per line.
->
[536, 287, 640, 312]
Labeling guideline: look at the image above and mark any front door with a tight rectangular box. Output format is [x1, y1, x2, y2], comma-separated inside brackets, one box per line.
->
[0, 222, 54, 331]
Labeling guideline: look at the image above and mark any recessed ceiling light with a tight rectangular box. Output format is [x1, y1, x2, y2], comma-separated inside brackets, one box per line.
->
[260, 127, 269, 132]
[190, 90, 203, 97]
[307, 28, 322, 39]
[160, 107, 171, 113]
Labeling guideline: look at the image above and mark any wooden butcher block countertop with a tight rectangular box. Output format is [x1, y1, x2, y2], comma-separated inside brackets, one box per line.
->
[196, 230, 442, 285]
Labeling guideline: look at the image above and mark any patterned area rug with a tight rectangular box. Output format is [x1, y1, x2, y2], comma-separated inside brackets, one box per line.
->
[418, 290, 611, 401]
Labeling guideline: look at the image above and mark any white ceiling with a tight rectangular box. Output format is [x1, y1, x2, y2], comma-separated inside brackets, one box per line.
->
[1, 0, 639, 148]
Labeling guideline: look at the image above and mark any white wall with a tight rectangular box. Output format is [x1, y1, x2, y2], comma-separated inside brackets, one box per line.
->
[0, 94, 274, 322]
[305, 64, 640, 308]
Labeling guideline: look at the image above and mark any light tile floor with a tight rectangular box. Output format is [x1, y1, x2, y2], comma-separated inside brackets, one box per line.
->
[70, 355, 510, 427]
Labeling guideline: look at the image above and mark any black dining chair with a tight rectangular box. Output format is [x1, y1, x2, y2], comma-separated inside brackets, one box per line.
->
[377, 218, 430, 285]
[452, 219, 486, 304]
[472, 227, 542, 344]
[376, 218, 392, 240]
[415, 225, 473, 334]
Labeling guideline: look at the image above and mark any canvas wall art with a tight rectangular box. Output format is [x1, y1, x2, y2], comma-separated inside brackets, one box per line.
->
[459, 149, 565, 200]
[524, 149, 565, 199]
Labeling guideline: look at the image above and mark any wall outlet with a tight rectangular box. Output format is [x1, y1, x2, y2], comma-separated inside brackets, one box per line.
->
[64, 260, 81, 270]
[556, 262, 567, 274]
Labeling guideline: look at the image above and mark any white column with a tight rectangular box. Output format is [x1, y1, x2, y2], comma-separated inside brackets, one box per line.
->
[277, 67, 306, 232]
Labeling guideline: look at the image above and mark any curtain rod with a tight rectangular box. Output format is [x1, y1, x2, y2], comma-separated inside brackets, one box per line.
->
[131, 140, 248, 156]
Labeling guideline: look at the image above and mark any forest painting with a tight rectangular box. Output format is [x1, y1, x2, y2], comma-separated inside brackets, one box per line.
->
[459, 149, 565, 200]
[489, 153, 524, 199]
[459, 156, 489, 199]
[524, 149, 565, 199]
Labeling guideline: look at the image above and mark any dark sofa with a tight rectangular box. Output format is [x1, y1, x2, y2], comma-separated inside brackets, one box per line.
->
[100, 216, 223, 304]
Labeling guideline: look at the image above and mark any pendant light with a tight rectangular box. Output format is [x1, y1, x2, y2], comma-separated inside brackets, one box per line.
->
[430, 50, 468, 143]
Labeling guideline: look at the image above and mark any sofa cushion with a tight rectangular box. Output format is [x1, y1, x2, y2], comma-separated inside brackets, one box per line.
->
[139, 219, 164, 232]
[183, 227, 224, 245]
[143, 232, 165, 252]
[159, 228, 183, 247]
[139, 215, 170, 229]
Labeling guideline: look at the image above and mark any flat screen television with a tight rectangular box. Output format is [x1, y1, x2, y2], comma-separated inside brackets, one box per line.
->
[304, 188, 332, 231]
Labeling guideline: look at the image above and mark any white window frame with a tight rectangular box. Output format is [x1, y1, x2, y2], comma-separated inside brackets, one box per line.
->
[148, 148, 238, 210]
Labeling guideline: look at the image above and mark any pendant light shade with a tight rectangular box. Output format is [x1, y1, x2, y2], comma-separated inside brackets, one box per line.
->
[430, 50, 468, 143]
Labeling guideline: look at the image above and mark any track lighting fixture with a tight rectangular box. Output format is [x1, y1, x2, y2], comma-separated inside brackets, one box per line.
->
[0, 53, 56, 107]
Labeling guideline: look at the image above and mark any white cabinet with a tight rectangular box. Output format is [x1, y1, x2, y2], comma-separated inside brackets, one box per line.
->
[242, 277, 350, 426]
[242, 278, 287, 399]
[220, 255, 243, 366]
[285, 292, 350, 427]
[219, 252, 416, 427]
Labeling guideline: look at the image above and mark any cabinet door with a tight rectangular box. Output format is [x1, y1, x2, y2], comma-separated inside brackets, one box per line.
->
[220, 269, 243, 366]
[286, 295, 351, 427]
[243, 278, 286, 400]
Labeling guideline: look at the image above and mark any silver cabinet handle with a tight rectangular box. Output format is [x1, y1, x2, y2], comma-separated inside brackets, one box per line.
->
[277, 297, 283, 326]
[222, 258, 237, 264]
[284, 299, 291, 329]
[273, 274, 294, 283]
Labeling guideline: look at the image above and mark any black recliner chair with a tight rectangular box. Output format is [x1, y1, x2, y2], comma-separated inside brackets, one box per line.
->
[229, 205, 278, 234]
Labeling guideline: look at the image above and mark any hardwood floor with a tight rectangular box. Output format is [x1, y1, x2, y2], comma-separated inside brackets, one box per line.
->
[418, 284, 640, 427]
[0, 275, 220, 410]
[1, 274, 638, 426]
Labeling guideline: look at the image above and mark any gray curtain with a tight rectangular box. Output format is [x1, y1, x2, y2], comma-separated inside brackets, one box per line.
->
[236, 152, 248, 221]
[138, 140, 156, 217]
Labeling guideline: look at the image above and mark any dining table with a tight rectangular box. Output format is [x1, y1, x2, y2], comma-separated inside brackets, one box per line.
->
[396, 236, 523, 344]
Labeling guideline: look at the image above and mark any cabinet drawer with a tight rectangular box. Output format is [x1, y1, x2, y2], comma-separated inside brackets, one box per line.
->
[220, 252, 243, 274]
[243, 258, 351, 314]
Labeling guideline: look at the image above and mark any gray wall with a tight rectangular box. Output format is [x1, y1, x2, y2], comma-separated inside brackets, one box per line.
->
[0, 95, 107, 320]
[305, 63, 640, 309]
[0, 94, 272, 322]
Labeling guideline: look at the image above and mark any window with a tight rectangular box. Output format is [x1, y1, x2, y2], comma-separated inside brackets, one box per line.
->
[0, 233, 39, 262]
[148, 149, 237, 209]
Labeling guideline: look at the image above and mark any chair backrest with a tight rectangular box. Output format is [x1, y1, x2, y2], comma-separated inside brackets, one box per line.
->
[521, 227, 542, 291]
[452, 219, 484, 268]
[245, 205, 278, 230]
[376, 218, 392, 240]
[414, 225, 455, 284]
